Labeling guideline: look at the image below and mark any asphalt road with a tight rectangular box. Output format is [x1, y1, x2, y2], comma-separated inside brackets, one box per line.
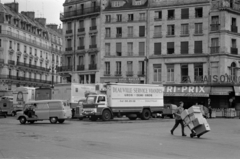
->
[0, 117, 240, 159]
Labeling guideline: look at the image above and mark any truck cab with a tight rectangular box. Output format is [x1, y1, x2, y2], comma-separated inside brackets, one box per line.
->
[82, 94, 109, 121]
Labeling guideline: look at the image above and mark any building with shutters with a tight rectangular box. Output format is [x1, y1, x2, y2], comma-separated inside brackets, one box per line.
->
[0, 2, 63, 96]
[59, 0, 101, 84]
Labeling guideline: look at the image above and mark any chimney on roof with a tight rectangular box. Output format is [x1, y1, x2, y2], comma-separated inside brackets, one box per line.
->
[21, 11, 35, 20]
[4, 2, 19, 13]
[46, 24, 58, 31]
[35, 18, 46, 26]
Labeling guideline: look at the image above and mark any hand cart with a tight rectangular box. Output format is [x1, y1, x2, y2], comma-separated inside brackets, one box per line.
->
[183, 120, 207, 138]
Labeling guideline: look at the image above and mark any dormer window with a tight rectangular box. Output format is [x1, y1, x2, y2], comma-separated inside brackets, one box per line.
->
[134, 0, 142, 5]
[112, 1, 124, 7]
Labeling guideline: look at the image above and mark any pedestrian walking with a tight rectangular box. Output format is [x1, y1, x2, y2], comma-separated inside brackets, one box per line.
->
[207, 98, 212, 118]
[170, 101, 186, 136]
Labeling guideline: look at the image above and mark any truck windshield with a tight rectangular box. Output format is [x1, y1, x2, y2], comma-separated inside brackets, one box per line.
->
[86, 96, 96, 104]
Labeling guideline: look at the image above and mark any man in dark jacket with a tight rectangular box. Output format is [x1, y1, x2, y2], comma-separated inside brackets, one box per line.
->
[170, 101, 186, 136]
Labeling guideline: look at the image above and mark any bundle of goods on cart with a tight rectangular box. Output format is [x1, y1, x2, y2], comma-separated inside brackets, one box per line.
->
[181, 106, 210, 138]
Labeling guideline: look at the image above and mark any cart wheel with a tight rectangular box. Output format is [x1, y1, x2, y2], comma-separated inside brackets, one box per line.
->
[190, 133, 194, 138]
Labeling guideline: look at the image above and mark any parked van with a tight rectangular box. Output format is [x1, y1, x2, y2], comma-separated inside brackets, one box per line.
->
[16, 100, 72, 124]
[162, 104, 178, 118]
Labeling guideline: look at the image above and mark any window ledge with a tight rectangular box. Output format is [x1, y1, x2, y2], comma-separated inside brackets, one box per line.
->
[193, 33, 204, 36]
[180, 34, 189, 37]
[166, 35, 175, 38]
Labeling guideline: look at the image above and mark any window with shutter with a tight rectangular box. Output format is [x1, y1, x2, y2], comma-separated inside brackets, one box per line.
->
[167, 42, 174, 54]
[139, 42, 145, 56]
[167, 65, 174, 82]
[181, 8, 189, 19]
[153, 64, 161, 82]
[181, 42, 188, 54]
[194, 41, 202, 54]
[154, 43, 161, 55]
[139, 26, 145, 37]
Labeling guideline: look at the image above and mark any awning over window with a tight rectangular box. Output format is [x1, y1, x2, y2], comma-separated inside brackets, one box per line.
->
[234, 86, 240, 96]
[210, 87, 233, 95]
[164, 86, 210, 97]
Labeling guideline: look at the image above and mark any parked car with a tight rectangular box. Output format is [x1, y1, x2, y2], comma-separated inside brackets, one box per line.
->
[0, 107, 7, 118]
[162, 104, 178, 119]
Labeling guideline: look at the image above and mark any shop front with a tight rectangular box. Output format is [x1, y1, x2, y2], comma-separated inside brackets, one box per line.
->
[164, 85, 211, 109]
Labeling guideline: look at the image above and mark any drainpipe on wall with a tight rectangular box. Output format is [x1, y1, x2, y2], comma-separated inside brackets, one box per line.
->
[145, 1, 150, 84]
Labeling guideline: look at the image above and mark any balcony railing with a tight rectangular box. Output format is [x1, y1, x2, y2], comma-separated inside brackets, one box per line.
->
[181, 76, 190, 83]
[210, 46, 220, 54]
[78, 46, 85, 50]
[57, 66, 73, 72]
[231, 25, 238, 33]
[78, 28, 85, 32]
[231, 47, 238, 55]
[210, 24, 220, 31]
[8, 60, 15, 65]
[126, 71, 133, 76]
[115, 71, 122, 76]
[0, 59, 4, 64]
[104, 71, 110, 76]
[0, 75, 52, 84]
[0, 30, 48, 49]
[77, 65, 85, 71]
[16, 61, 50, 72]
[90, 26, 97, 30]
[154, 32, 162, 38]
[89, 44, 97, 49]
[65, 47, 72, 51]
[116, 34, 122, 38]
[138, 71, 145, 76]
[194, 76, 204, 83]
[89, 64, 97, 70]
[66, 30, 72, 34]
[60, 6, 101, 19]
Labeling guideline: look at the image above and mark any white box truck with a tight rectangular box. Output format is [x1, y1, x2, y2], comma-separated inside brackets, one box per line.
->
[13, 87, 36, 114]
[52, 83, 96, 119]
[82, 83, 164, 121]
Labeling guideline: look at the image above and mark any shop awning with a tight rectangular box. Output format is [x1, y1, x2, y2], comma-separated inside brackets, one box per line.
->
[164, 86, 210, 97]
[234, 86, 240, 96]
[210, 87, 233, 95]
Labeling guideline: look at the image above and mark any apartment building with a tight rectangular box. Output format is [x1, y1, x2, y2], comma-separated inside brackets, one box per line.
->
[148, 0, 240, 108]
[0, 2, 63, 96]
[59, 0, 101, 84]
[100, 0, 148, 84]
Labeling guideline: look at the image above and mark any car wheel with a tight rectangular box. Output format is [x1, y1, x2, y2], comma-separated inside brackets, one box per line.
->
[141, 109, 151, 120]
[50, 117, 58, 124]
[58, 119, 65, 124]
[79, 117, 83, 120]
[19, 117, 26, 124]
[102, 110, 112, 121]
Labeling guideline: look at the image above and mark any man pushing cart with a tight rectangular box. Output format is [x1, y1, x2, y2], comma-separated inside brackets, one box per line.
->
[181, 106, 210, 138]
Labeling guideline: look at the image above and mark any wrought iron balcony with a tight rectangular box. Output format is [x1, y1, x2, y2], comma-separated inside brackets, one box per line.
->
[210, 46, 220, 54]
[104, 71, 110, 76]
[194, 76, 204, 83]
[66, 30, 72, 34]
[77, 46, 85, 50]
[60, 6, 100, 19]
[126, 71, 133, 76]
[57, 65, 73, 72]
[89, 64, 97, 70]
[77, 65, 85, 71]
[115, 71, 122, 76]
[78, 28, 85, 32]
[65, 47, 72, 51]
[210, 24, 220, 31]
[8, 60, 15, 65]
[181, 76, 190, 83]
[89, 44, 97, 49]
[90, 26, 97, 30]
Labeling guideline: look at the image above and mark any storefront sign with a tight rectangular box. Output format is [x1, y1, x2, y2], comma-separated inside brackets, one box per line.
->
[118, 77, 141, 84]
[164, 86, 210, 97]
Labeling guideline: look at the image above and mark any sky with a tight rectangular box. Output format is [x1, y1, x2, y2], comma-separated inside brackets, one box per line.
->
[2, 0, 65, 27]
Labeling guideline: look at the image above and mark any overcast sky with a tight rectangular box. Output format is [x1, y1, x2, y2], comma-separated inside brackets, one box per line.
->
[2, 0, 65, 27]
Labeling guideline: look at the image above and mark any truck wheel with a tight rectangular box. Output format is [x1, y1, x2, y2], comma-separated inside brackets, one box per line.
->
[50, 117, 58, 124]
[102, 110, 112, 121]
[19, 117, 26, 124]
[12, 111, 16, 116]
[89, 116, 98, 121]
[79, 117, 83, 120]
[58, 119, 65, 123]
[141, 109, 151, 120]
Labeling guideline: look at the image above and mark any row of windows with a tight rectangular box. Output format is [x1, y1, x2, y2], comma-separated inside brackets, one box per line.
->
[67, 18, 96, 30]
[105, 7, 203, 23]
